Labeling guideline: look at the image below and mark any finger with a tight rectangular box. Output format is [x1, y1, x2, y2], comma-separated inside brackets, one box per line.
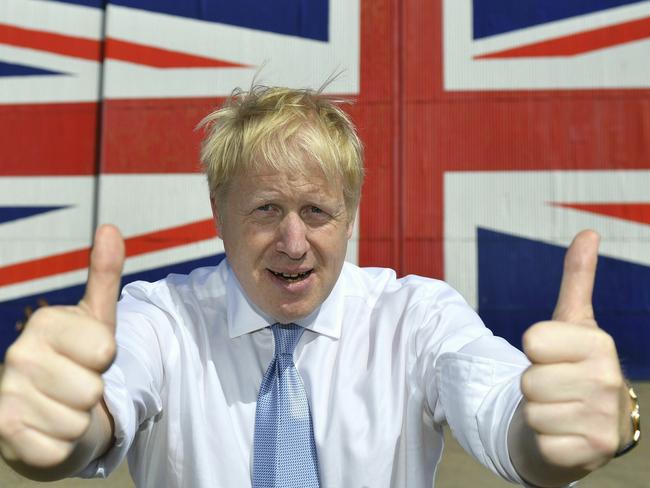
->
[521, 364, 588, 402]
[1, 426, 75, 468]
[553, 229, 599, 325]
[79, 224, 125, 329]
[537, 434, 610, 471]
[0, 387, 92, 442]
[20, 307, 116, 372]
[523, 321, 603, 364]
[525, 401, 583, 435]
[9, 349, 105, 410]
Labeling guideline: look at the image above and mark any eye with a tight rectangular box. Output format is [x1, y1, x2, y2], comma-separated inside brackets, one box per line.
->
[303, 205, 331, 225]
[251, 204, 277, 219]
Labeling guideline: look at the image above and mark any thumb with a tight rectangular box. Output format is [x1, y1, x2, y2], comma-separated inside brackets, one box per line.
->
[80, 224, 125, 329]
[552, 229, 600, 325]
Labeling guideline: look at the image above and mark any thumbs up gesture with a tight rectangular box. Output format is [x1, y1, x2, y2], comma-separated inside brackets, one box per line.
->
[0, 225, 124, 471]
[521, 230, 632, 472]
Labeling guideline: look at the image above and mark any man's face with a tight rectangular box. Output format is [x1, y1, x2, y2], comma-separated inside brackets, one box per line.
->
[213, 162, 354, 324]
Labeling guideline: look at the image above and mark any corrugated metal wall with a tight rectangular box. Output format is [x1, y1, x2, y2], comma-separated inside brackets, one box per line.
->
[1, 0, 649, 376]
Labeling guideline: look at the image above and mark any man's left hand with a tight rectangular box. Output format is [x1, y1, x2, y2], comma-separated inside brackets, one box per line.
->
[521, 230, 632, 472]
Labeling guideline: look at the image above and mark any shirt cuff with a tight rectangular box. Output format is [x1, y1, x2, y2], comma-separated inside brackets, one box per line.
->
[76, 362, 135, 479]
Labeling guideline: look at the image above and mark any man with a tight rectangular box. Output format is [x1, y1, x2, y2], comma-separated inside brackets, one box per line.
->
[0, 86, 640, 487]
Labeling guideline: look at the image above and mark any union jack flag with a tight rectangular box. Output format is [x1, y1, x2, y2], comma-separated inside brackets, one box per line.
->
[439, 0, 650, 377]
[0, 0, 359, 353]
[1, 0, 649, 379]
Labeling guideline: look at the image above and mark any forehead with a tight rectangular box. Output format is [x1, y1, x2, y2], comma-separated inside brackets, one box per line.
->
[232, 163, 343, 200]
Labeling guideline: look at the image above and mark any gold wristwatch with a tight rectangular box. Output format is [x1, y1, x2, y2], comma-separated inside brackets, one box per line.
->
[614, 384, 641, 457]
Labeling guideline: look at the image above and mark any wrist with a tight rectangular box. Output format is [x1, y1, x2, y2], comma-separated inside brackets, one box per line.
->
[615, 382, 641, 458]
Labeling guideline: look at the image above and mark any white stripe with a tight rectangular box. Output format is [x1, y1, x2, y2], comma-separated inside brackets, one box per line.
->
[0, 238, 224, 302]
[0, 0, 103, 40]
[445, 170, 650, 308]
[0, 176, 94, 265]
[0, 45, 99, 103]
[444, 0, 650, 90]
[103, 0, 359, 98]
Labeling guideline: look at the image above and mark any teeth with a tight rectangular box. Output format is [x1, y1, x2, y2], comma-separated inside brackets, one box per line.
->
[271, 270, 310, 280]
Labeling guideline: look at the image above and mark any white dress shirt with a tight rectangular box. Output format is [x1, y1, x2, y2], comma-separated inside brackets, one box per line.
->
[80, 259, 532, 487]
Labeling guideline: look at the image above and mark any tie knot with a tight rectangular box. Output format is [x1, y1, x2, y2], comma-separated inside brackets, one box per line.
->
[271, 323, 304, 356]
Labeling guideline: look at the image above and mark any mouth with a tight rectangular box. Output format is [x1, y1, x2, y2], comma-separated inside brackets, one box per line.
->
[268, 269, 313, 282]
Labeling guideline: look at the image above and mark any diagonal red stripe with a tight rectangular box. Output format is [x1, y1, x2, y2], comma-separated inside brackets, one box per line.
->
[105, 38, 248, 68]
[0, 219, 217, 287]
[476, 16, 650, 59]
[0, 23, 100, 61]
[552, 203, 650, 226]
[0, 24, 248, 69]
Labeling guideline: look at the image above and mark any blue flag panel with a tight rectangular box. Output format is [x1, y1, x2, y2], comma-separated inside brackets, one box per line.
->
[109, 0, 329, 41]
[0, 62, 66, 77]
[0, 253, 225, 359]
[478, 228, 650, 379]
[0, 206, 69, 224]
[473, 0, 648, 39]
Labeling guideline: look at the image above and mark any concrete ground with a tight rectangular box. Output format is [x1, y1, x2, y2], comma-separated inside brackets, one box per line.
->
[1, 382, 648, 487]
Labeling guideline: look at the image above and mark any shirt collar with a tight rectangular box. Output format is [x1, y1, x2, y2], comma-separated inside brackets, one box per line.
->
[225, 259, 344, 340]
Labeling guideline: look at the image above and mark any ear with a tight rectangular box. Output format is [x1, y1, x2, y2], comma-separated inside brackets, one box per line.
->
[210, 194, 223, 236]
[346, 209, 356, 240]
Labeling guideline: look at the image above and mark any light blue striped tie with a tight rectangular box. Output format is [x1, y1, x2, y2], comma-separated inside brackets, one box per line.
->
[252, 324, 320, 488]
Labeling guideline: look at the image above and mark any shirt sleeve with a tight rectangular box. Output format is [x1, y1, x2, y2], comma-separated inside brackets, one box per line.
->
[434, 336, 530, 484]
[77, 287, 168, 479]
[441, 336, 579, 488]
[409, 282, 534, 484]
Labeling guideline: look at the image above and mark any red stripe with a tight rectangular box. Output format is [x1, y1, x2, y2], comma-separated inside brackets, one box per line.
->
[476, 16, 650, 59]
[0, 23, 100, 61]
[101, 97, 222, 173]
[0, 102, 98, 175]
[552, 203, 650, 226]
[0, 24, 247, 69]
[0, 219, 216, 287]
[105, 38, 248, 68]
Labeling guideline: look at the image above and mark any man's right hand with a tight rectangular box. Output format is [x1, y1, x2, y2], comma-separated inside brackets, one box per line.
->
[0, 225, 124, 470]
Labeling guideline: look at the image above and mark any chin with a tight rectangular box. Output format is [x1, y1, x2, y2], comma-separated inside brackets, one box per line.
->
[273, 303, 315, 324]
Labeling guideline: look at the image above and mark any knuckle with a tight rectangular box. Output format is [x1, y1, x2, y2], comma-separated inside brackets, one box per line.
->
[25, 306, 59, 330]
[522, 402, 536, 427]
[94, 338, 116, 369]
[0, 441, 18, 462]
[0, 396, 26, 441]
[41, 442, 75, 468]
[598, 370, 622, 392]
[520, 370, 532, 398]
[80, 376, 105, 408]
[586, 430, 619, 456]
[68, 411, 92, 440]
[594, 330, 616, 354]
[522, 328, 538, 356]
[537, 437, 565, 467]
[4, 344, 33, 372]
[522, 322, 551, 357]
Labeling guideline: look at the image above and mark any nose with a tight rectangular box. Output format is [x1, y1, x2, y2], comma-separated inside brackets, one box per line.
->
[276, 212, 309, 259]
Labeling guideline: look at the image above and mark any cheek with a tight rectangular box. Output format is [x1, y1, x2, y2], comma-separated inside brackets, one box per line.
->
[317, 233, 349, 264]
[238, 230, 277, 262]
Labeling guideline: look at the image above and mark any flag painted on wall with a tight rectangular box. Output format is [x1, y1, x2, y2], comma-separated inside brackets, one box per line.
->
[444, 0, 650, 90]
[0, 0, 360, 355]
[433, 0, 650, 377]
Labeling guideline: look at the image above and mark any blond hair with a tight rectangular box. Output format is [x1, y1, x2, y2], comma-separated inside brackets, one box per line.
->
[197, 85, 364, 214]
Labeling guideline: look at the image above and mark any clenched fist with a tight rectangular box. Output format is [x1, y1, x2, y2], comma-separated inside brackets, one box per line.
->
[0, 225, 124, 473]
[520, 230, 633, 477]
